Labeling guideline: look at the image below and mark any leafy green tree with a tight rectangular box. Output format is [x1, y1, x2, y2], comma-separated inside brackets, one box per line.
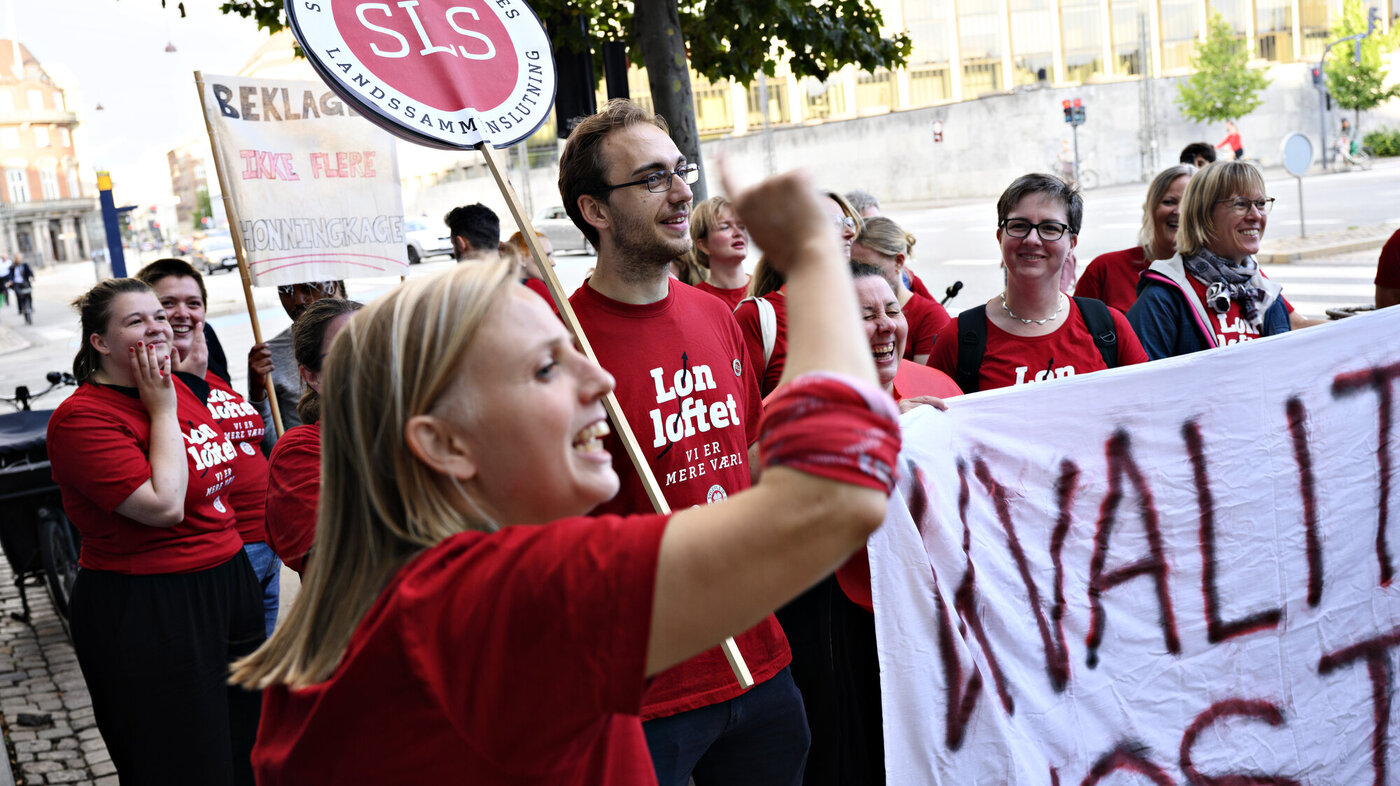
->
[192, 187, 213, 229]
[212, 0, 910, 201]
[1323, 0, 1400, 132]
[1175, 11, 1271, 124]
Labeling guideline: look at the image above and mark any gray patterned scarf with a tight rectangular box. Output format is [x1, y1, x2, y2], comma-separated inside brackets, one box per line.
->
[1182, 249, 1276, 330]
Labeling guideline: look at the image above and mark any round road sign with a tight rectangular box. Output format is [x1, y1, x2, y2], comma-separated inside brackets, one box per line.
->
[1280, 133, 1313, 177]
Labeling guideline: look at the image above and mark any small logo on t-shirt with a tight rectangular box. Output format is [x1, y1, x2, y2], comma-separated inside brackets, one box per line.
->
[706, 484, 728, 504]
[239, 442, 256, 456]
[213, 496, 226, 514]
[732, 358, 742, 377]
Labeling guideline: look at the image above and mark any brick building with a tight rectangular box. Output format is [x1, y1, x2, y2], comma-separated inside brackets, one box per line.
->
[0, 40, 96, 265]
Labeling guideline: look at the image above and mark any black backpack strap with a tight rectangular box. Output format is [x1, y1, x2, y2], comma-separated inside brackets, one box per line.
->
[955, 306, 988, 394]
[1074, 296, 1119, 369]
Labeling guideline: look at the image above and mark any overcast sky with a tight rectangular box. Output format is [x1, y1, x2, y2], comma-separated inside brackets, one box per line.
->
[12, 0, 275, 206]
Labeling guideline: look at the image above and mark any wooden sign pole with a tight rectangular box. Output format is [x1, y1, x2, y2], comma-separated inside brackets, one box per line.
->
[477, 142, 753, 689]
[193, 70, 285, 437]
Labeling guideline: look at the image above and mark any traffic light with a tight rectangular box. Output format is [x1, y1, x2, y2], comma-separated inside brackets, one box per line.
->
[1368, 6, 1380, 35]
[1062, 99, 1073, 123]
[1311, 65, 1323, 87]
[1072, 98, 1085, 124]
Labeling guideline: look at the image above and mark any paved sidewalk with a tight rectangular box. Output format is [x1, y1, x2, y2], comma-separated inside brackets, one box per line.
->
[1256, 222, 1396, 265]
[0, 564, 112, 784]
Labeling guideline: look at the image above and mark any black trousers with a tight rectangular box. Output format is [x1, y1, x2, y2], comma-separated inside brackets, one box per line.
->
[70, 551, 265, 786]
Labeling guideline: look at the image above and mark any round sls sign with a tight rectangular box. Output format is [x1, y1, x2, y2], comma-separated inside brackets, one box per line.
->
[286, 0, 556, 149]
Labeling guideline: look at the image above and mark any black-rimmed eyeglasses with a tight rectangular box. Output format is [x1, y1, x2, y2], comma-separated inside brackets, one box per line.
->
[599, 163, 700, 194]
[999, 218, 1072, 241]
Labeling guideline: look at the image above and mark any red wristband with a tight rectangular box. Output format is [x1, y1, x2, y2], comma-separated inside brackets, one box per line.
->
[758, 372, 901, 493]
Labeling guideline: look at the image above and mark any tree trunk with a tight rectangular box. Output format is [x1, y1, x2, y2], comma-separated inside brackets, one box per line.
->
[632, 0, 708, 202]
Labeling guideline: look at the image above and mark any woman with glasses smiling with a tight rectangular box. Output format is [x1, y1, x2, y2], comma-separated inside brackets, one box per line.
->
[1127, 160, 1290, 360]
[928, 173, 1148, 393]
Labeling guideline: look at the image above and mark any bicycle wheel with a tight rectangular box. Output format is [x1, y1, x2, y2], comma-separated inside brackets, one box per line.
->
[1078, 169, 1099, 190]
[38, 510, 79, 623]
[1354, 148, 1373, 170]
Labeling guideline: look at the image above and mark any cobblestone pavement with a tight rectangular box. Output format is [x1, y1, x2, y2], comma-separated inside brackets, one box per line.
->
[0, 566, 112, 784]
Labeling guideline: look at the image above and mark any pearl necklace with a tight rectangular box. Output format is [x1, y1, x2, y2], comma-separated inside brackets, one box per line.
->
[1000, 292, 1066, 325]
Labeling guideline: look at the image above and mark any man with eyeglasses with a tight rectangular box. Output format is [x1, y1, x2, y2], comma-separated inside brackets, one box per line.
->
[558, 99, 809, 786]
[248, 280, 347, 452]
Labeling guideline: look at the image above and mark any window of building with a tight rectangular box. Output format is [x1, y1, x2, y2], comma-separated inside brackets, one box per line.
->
[26, 90, 43, 111]
[39, 167, 58, 200]
[66, 166, 79, 199]
[53, 91, 64, 111]
[1010, 0, 1055, 86]
[33, 127, 48, 148]
[1299, 0, 1330, 58]
[58, 127, 70, 147]
[1210, 0, 1251, 36]
[0, 91, 13, 113]
[8, 169, 29, 203]
[854, 70, 896, 114]
[1159, 0, 1201, 70]
[958, 0, 1005, 95]
[906, 0, 954, 105]
[746, 77, 791, 126]
[692, 77, 733, 133]
[1061, 0, 1106, 83]
[1111, 0, 1149, 76]
[1256, 0, 1294, 61]
[802, 76, 848, 120]
[0, 128, 17, 150]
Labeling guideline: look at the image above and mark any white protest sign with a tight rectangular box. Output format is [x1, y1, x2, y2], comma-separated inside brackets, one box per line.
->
[872, 308, 1400, 784]
[200, 73, 408, 286]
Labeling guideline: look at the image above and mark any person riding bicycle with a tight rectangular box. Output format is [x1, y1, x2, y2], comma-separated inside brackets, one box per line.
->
[9, 257, 33, 319]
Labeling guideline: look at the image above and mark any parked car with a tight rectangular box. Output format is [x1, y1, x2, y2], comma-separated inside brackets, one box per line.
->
[533, 206, 592, 255]
[405, 218, 454, 264]
[193, 233, 238, 275]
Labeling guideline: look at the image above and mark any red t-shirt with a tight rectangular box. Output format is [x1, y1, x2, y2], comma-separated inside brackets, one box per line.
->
[927, 300, 1149, 392]
[908, 271, 934, 301]
[523, 277, 561, 316]
[734, 289, 789, 398]
[203, 372, 269, 545]
[1186, 276, 1264, 348]
[570, 280, 791, 720]
[902, 292, 951, 360]
[1376, 229, 1400, 288]
[254, 514, 669, 786]
[265, 423, 320, 575]
[1077, 246, 1148, 314]
[47, 380, 244, 574]
[693, 279, 749, 312]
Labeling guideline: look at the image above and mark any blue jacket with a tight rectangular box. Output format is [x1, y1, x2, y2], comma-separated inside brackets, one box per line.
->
[1127, 256, 1290, 360]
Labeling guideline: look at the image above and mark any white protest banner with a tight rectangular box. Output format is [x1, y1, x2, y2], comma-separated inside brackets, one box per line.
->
[871, 308, 1400, 785]
[200, 73, 408, 286]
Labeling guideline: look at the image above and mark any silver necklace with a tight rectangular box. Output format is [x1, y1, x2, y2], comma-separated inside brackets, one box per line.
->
[1000, 292, 1065, 325]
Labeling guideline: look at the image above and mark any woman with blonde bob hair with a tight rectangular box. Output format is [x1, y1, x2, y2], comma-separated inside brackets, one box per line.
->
[232, 169, 901, 785]
[1127, 160, 1289, 359]
[688, 195, 750, 309]
[1078, 163, 1194, 313]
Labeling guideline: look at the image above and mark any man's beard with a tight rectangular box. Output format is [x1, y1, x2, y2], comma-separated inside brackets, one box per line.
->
[611, 208, 689, 283]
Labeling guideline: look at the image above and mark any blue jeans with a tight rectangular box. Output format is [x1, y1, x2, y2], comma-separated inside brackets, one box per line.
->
[242, 542, 281, 638]
[643, 666, 809, 786]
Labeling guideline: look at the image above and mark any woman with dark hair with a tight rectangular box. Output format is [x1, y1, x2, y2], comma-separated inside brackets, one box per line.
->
[137, 258, 281, 638]
[46, 278, 262, 785]
[1077, 164, 1194, 314]
[1127, 160, 1290, 359]
[851, 217, 950, 365]
[230, 169, 900, 784]
[133, 257, 231, 382]
[264, 298, 363, 575]
[927, 173, 1148, 393]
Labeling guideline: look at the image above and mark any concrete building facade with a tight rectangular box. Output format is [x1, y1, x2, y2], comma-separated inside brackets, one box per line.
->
[0, 40, 96, 266]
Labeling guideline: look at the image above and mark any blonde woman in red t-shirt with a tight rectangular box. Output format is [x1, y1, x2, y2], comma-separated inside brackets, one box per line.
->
[928, 174, 1148, 392]
[46, 277, 263, 785]
[1077, 164, 1194, 314]
[231, 168, 901, 785]
[689, 196, 751, 310]
[852, 217, 952, 365]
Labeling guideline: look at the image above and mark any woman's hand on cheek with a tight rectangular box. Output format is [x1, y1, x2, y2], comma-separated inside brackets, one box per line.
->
[131, 341, 177, 416]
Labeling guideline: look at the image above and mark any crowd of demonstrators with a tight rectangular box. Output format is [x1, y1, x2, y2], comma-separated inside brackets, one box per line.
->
[264, 297, 362, 576]
[736, 192, 861, 397]
[851, 217, 951, 365]
[689, 196, 752, 310]
[229, 157, 900, 784]
[1077, 164, 1194, 314]
[445, 202, 501, 263]
[248, 280, 347, 452]
[1128, 160, 1290, 358]
[135, 260, 280, 638]
[929, 173, 1148, 394]
[1376, 228, 1400, 309]
[47, 277, 263, 785]
[559, 100, 809, 786]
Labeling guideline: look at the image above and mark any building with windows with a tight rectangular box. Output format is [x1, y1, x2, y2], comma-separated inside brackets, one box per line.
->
[166, 143, 209, 232]
[0, 40, 96, 265]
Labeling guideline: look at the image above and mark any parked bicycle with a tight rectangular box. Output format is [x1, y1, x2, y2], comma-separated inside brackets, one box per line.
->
[0, 372, 81, 634]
